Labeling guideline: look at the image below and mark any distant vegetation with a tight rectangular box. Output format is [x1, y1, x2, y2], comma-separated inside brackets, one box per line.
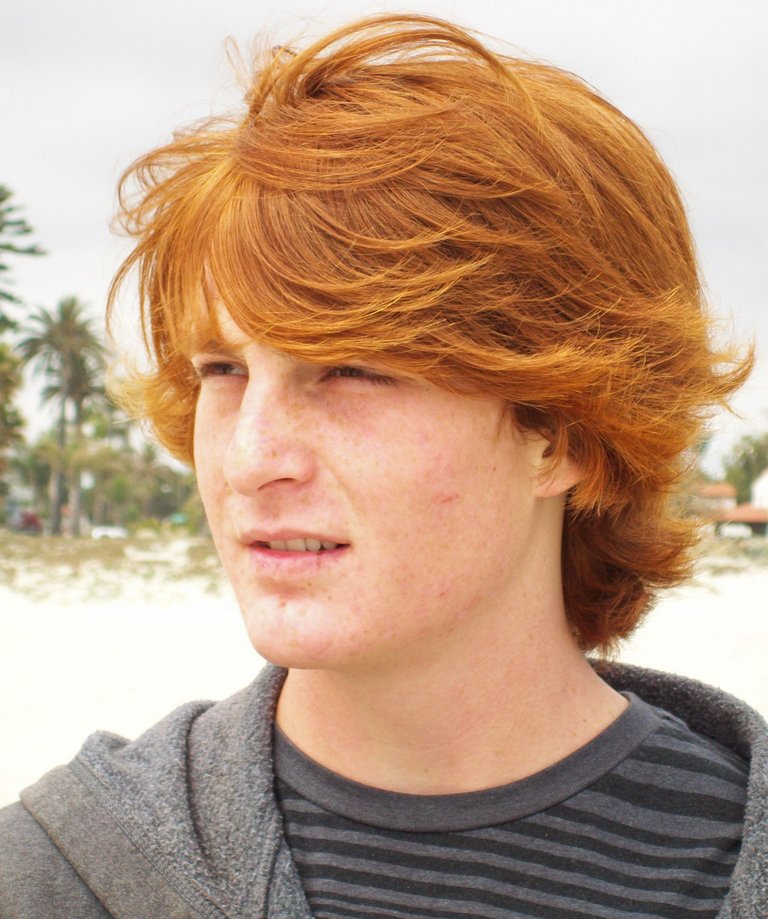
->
[722, 432, 768, 505]
[0, 185, 202, 536]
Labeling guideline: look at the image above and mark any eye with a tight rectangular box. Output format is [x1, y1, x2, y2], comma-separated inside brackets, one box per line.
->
[322, 365, 395, 386]
[192, 359, 247, 380]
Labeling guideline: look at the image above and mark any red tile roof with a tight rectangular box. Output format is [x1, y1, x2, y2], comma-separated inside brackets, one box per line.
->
[698, 482, 737, 499]
[716, 503, 768, 524]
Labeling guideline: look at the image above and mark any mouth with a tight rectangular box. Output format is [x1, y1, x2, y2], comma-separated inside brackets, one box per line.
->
[254, 538, 347, 552]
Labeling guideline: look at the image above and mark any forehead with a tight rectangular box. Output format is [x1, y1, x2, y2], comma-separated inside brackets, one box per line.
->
[179, 294, 260, 359]
[187, 301, 250, 351]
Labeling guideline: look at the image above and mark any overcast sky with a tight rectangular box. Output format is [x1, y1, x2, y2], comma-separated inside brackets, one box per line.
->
[2, 0, 766, 472]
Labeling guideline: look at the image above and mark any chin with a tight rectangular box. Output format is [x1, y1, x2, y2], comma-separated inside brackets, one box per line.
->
[238, 599, 362, 673]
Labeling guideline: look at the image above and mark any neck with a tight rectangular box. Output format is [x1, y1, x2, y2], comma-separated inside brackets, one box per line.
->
[275, 612, 625, 795]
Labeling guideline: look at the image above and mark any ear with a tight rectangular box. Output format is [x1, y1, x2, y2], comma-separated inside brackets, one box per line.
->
[530, 439, 584, 500]
[510, 409, 583, 499]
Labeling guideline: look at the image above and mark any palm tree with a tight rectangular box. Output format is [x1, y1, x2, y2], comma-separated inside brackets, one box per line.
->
[0, 185, 45, 330]
[81, 443, 127, 527]
[10, 436, 57, 518]
[0, 342, 23, 466]
[42, 357, 106, 535]
[87, 397, 135, 451]
[17, 296, 105, 534]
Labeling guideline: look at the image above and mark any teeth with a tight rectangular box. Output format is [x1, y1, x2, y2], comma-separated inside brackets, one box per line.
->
[267, 538, 341, 552]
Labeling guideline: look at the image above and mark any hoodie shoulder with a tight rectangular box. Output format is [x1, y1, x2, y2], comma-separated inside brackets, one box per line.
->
[8, 667, 298, 919]
[0, 799, 111, 918]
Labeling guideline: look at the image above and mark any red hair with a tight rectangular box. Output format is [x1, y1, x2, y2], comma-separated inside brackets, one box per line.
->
[108, 14, 751, 652]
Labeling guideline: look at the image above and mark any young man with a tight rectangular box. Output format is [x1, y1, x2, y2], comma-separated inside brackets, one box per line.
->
[1, 14, 765, 918]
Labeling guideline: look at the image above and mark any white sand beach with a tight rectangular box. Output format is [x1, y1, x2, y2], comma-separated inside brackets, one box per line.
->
[1, 535, 766, 807]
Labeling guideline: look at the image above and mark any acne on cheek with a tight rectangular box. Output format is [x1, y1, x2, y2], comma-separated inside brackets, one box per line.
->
[434, 491, 460, 505]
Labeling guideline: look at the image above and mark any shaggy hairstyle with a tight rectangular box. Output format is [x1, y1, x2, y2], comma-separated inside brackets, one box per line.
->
[108, 14, 751, 653]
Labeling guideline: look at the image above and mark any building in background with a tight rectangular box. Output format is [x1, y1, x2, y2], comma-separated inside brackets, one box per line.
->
[705, 469, 768, 537]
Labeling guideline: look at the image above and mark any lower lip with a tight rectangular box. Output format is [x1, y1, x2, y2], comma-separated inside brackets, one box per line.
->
[247, 545, 349, 574]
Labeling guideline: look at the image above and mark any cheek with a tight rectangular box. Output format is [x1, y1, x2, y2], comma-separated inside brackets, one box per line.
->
[384, 453, 483, 560]
[193, 405, 229, 507]
[384, 431, 477, 514]
[413, 449, 528, 556]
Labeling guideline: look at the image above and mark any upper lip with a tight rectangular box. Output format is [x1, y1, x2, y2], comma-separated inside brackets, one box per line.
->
[238, 529, 349, 546]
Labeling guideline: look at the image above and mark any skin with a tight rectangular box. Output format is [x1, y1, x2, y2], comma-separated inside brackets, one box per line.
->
[193, 304, 626, 794]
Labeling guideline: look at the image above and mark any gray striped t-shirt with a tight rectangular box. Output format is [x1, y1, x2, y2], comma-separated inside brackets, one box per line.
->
[274, 694, 747, 918]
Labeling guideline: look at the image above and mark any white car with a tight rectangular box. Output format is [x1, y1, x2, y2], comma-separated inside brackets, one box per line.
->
[91, 526, 129, 540]
[718, 523, 752, 539]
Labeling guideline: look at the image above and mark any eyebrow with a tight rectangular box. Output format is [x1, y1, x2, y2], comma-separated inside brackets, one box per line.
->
[185, 338, 245, 359]
[185, 337, 308, 373]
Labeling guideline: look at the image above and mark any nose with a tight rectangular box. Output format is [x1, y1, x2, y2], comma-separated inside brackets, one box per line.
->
[222, 378, 316, 496]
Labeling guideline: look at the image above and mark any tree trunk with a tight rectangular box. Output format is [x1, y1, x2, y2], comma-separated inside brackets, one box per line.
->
[70, 469, 82, 536]
[70, 401, 84, 537]
[50, 399, 67, 535]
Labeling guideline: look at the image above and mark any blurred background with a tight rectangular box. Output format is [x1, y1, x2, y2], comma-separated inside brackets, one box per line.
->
[1, 0, 766, 804]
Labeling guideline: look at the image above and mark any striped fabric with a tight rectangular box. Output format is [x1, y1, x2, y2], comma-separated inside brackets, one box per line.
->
[275, 695, 747, 918]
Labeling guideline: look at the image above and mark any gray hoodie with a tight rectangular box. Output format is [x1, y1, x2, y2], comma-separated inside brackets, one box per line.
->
[1, 662, 766, 918]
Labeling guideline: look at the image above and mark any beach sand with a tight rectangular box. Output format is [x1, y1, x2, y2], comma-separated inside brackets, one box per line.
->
[1, 535, 766, 807]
